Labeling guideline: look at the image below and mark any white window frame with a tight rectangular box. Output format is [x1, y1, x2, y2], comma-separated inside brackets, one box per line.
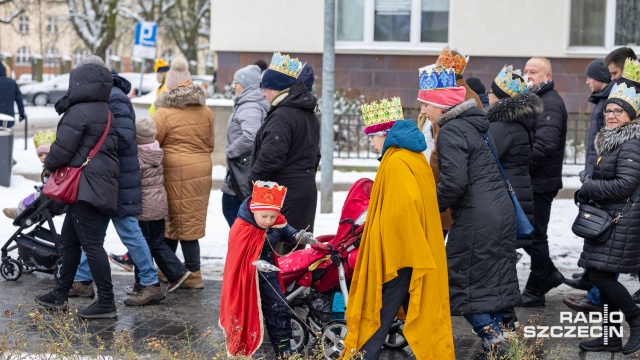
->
[567, 0, 640, 55]
[44, 47, 59, 68]
[47, 16, 57, 35]
[336, 0, 450, 53]
[18, 15, 29, 35]
[16, 46, 30, 65]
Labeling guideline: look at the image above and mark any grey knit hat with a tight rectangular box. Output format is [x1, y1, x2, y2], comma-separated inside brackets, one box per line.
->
[233, 65, 262, 89]
[136, 117, 157, 144]
[76, 55, 107, 69]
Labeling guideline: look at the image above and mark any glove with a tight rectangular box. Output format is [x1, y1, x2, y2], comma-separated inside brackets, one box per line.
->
[295, 230, 317, 245]
[19, 114, 26, 122]
[252, 260, 281, 272]
[574, 190, 589, 205]
[579, 170, 591, 184]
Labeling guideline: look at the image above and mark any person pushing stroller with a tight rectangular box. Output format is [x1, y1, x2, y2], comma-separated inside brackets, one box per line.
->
[219, 181, 317, 358]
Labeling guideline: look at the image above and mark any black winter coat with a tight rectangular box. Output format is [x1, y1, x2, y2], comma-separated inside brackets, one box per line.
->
[487, 92, 542, 226]
[585, 82, 614, 175]
[578, 120, 640, 274]
[529, 81, 568, 193]
[436, 99, 521, 315]
[45, 64, 119, 212]
[0, 62, 25, 126]
[250, 82, 321, 232]
[106, 70, 142, 217]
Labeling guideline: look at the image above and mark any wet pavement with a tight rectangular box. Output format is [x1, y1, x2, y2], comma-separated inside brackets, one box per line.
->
[2, 269, 640, 359]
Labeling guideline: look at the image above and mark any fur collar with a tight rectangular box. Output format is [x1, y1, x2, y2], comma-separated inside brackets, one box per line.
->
[485, 92, 542, 130]
[154, 83, 207, 109]
[595, 119, 640, 155]
[438, 99, 478, 127]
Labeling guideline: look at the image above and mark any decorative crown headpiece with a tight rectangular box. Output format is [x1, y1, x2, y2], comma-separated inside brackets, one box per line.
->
[608, 82, 640, 117]
[33, 130, 56, 150]
[250, 181, 288, 212]
[360, 97, 404, 135]
[436, 46, 469, 75]
[621, 57, 640, 84]
[268, 52, 305, 79]
[419, 64, 457, 90]
[493, 65, 529, 98]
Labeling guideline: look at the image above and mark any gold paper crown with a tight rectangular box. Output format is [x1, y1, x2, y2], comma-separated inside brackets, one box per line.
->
[268, 52, 305, 78]
[361, 97, 404, 127]
[436, 46, 469, 75]
[622, 57, 640, 84]
[608, 82, 640, 116]
[493, 65, 529, 98]
[33, 130, 56, 149]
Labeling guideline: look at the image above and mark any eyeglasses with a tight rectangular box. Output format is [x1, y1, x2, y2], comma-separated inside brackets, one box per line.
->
[603, 108, 625, 116]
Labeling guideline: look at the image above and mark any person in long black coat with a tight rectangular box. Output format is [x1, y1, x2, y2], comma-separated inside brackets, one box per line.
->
[0, 61, 26, 126]
[35, 63, 120, 319]
[250, 55, 320, 252]
[575, 81, 640, 354]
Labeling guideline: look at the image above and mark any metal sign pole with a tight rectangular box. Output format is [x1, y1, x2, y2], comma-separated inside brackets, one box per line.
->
[24, 115, 27, 150]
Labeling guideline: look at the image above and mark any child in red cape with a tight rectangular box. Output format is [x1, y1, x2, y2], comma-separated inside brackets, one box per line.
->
[219, 181, 316, 357]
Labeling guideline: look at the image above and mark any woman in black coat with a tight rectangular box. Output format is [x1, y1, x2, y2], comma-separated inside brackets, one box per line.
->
[35, 63, 120, 319]
[576, 79, 640, 355]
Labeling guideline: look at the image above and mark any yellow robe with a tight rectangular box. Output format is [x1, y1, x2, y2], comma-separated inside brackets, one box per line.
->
[343, 146, 454, 359]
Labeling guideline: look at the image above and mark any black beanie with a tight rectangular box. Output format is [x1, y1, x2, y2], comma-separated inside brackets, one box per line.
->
[605, 97, 636, 119]
[586, 59, 611, 84]
[466, 77, 486, 95]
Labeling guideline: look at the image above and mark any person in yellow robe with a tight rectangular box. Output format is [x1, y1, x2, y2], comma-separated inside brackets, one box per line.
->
[343, 97, 454, 359]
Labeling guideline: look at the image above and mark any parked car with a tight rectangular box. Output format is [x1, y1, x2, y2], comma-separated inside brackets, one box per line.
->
[16, 73, 58, 86]
[191, 74, 215, 98]
[21, 74, 70, 106]
[118, 72, 160, 97]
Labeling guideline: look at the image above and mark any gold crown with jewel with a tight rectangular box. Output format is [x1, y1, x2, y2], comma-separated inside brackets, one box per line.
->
[268, 52, 305, 78]
[33, 130, 56, 149]
[361, 97, 404, 128]
[607, 57, 640, 116]
[622, 57, 640, 84]
[436, 46, 469, 75]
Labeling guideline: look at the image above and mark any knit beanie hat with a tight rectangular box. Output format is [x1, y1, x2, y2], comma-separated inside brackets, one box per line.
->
[136, 117, 157, 144]
[233, 65, 262, 89]
[154, 58, 170, 73]
[466, 77, 486, 95]
[586, 58, 612, 84]
[165, 57, 192, 89]
[77, 55, 107, 69]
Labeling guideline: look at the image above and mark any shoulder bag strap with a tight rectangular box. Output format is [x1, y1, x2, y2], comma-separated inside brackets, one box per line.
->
[82, 110, 111, 167]
[614, 183, 640, 222]
[480, 132, 513, 192]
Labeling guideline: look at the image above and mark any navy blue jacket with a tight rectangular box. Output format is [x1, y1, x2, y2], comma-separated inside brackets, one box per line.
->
[105, 70, 142, 217]
[0, 62, 25, 127]
[585, 81, 613, 175]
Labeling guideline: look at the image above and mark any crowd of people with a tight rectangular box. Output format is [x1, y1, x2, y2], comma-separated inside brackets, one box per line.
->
[3, 44, 640, 359]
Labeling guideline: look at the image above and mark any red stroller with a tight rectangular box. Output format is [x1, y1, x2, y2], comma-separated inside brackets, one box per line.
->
[278, 178, 407, 358]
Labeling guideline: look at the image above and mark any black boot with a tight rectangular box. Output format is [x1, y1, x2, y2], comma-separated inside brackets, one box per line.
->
[77, 297, 117, 319]
[518, 288, 545, 307]
[579, 323, 622, 352]
[623, 313, 640, 355]
[35, 288, 69, 311]
[563, 276, 593, 291]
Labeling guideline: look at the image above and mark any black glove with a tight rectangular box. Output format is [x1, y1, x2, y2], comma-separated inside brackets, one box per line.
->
[19, 114, 26, 122]
[579, 170, 591, 184]
[574, 190, 589, 205]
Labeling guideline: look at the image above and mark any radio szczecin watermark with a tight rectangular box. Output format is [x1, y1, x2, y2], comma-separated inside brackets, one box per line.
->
[523, 305, 623, 344]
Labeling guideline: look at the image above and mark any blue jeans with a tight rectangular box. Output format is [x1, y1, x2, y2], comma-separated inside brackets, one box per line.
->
[464, 311, 504, 349]
[222, 193, 243, 227]
[75, 216, 158, 286]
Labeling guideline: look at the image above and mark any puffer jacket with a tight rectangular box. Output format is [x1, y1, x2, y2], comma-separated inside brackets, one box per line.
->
[436, 99, 520, 315]
[0, 61, 25, 126]
[137, 141, 168, 222]
[487, 92, 543, 225]
[585, 81, 614, 175]
[578, 120, 640, 274]
[153, 82, 214, 240]
[250, 82, 321, 232]
[45, 64, 119, 212]
[222, 85, 269, 196]
[107, 70, 142, 217]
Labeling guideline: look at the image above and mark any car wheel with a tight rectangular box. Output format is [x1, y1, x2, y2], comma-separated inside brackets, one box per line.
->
[33, 93, 49, 106]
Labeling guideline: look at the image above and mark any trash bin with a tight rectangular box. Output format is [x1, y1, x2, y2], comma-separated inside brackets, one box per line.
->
[0, 114, 15, 187]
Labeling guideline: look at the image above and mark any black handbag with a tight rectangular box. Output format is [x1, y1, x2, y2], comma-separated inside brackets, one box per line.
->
[572, 185, 640, 243]
[227, 151, 252, 202]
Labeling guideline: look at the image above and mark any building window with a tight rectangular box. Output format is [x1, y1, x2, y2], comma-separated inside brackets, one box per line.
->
[44, 47, 59, 68]
[336, 0, 449, 49]
[47, 17, 57, 35]
[72, 48, 88, 66]
[16, 46, 30, 65]
[570, 0, 640, 48]
[105, 48, 116, 68]
[18, 15, 29, 35]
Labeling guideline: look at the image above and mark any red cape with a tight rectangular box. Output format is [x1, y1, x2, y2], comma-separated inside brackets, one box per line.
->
[219, 214, 287, 356]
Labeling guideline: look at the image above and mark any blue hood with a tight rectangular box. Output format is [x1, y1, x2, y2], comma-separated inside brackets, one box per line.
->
[381, 119, 427, 156]
[237, 197, 262, 229]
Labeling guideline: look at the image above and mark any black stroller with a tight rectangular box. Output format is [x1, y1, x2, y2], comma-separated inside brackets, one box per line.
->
[1, 194, 66, 281]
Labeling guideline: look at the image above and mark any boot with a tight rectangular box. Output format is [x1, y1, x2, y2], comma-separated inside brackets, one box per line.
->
[157, 267, 168, 283]
[124, 284, 165, 306]
[579, 325, 622, 352]
[181, 270, 203, 289]
[622, 313, 640, 355]
[167, 271, 192, 293]
[518, 288, 545, 307]
[563, 276, 593, 291]
[68, 281, 95, 298]
[35, 288, 68, 311]
[77, 298, 117, 319]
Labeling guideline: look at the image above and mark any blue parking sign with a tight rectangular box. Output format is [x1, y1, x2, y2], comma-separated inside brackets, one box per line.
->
[135, 22, 157, 47]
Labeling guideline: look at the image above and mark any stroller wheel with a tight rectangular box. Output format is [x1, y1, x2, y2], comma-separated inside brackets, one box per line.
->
[17, 256, 35, 274]
[320, 319, 347, 359]
[290, 309, 309, 353]
[1, 258, 23, 281]
[383, 318, 408, 350]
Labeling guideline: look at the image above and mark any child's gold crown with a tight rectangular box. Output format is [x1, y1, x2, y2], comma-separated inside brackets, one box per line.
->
[33, 130, 56, 149]
[268, 52, 305, 79]
[622, 57, 640, 84]
[361, 97, 404, 128]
